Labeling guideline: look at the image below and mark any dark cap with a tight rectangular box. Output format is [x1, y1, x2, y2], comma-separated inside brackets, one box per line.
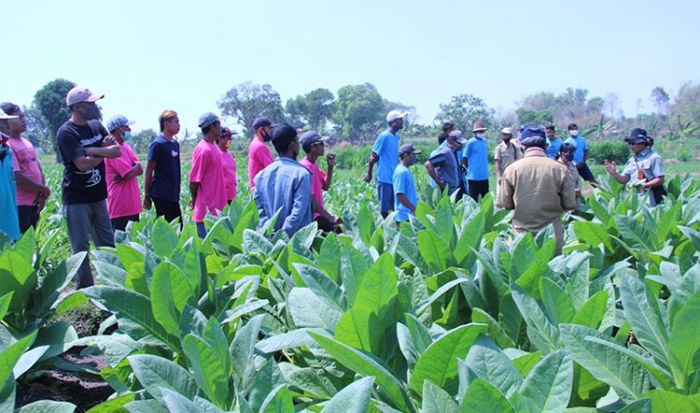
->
[299, 130, 329, 149]
[252, 116, 272, 130]
[271, 123, 297, 144]
[520, 126, 547, 148]
[448, 130, 468, 144]
[399, 143, 422, 157]
[220, 127, 233, 139]
[625, 128, 649, 144]
[441, 121, 454, 132]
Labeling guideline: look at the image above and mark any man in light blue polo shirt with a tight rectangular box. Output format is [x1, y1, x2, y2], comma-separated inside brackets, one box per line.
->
[545, 125, 562, 159]
[393, 144, 421, 223]
[365, 110, 406, 218]
[465, 121, 490, 201]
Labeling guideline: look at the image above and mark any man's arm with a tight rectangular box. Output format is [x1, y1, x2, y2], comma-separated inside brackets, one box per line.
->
[143, 160, 156, 209]
[72, 155, 104, 172]
[322, 156, 334, 191]
[84, 145, 121, 159]
[364, 151, 378, 183]
[14, 172, 51, 196]
[189, 182, 199, 208]
[560, 175, 577, 211]
[604, 160, 630, 185]
[396, 192, 416, 214]
[283, 175, 313, 236]
[311, 198, 336, 223]
[424, 161, 444, 190]
[496, 173, 514, 209]
[643, 176, 664, 189]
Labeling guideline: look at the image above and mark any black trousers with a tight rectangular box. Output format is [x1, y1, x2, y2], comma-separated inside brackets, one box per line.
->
[152, 197, 182, 227]
[111, 214, 140, 232]
[577, 162, 597, 184]
[17, 205, 39, 234]
[468, 179, 489, 202]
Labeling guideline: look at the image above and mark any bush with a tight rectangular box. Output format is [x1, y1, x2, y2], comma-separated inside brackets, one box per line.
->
[588, 140, 629, 164]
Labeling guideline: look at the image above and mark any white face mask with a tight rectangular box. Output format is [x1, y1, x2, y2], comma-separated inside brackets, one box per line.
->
[569, 130, 579, 137]
[476, 133, 486, 139]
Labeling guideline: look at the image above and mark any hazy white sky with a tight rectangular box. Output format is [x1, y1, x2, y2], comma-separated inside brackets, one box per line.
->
[2, 0, 698, 134]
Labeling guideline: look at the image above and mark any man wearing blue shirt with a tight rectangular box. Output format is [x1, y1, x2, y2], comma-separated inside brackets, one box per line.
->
[425, 130, 466, 197]
[465, 121, 490, 201]
[565, 123, 597, 184]
[545, 125, 562, 159]
[0, 109, 20, 241]
[393, 144, 421, 223]
[365, 110, 406, 218]
[254, 123, 313, 237]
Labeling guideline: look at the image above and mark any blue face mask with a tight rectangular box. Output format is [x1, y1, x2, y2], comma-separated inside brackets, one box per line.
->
[123, 132, 132, 141]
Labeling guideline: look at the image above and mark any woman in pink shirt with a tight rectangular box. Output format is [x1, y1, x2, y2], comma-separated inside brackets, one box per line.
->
[219, 127, 237, 203]
[104, 115, 143, 231]
[248, 116, 274, 190]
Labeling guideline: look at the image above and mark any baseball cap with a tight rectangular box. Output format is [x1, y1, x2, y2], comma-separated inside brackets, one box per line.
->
[106, 115, 135, 132]
[399, 143, 422, 157]
[66, 86, 104, 106]
[520, 126, 547, 147]
[0, 109, 18, 120]
[472, 121, 487, 132]
[386, 110, 408, 123]
[501, 127, 513, 135]
[220, 127, 233, 139]
[271, 123, 297, 144]
[252, 116, 272, 130]
[198, 112, 220, 128]
[299, 130, 329, 148]
[625, 128, 649, 144]
[448, 130, 468, 144]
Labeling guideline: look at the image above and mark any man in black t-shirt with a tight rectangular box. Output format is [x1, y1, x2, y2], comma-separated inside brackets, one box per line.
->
[57, 86, 121, 288]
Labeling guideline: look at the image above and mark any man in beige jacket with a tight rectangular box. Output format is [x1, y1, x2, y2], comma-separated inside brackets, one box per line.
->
[497, 126, 576, 255]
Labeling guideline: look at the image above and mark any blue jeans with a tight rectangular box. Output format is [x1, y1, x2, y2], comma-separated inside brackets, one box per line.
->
[196, 221, 207, 239]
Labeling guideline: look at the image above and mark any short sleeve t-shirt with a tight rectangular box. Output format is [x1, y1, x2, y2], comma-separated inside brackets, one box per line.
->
[372, 130, 400, 184]
[147, 134, 181, 202]
[248, 137, 274, 190]
[546, 138, 562, 159]
[300, 157, 327, 217]
[189, 140, 227, 223]
[56, 120, 109, 204]
[428, 146, 460, 194]
[466, 137, 489, 180]
[0, 142, 20, 241]
[105, 142, 141, 219]
[221, 150, 237, 201]
[568, 135, 589, 164]
[392, 164, 417, 222]
[7, 137, 43, 206]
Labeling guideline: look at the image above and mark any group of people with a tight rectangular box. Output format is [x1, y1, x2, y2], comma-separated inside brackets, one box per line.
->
[365, 111, 666, 254]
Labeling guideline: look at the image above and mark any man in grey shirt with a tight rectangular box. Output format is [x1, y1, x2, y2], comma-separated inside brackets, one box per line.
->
[425, 130, 467, 197]
[253, 123, 313, 236]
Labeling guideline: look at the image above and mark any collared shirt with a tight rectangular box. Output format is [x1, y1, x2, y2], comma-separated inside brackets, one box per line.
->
[393, 163, 417, 222]
[494, 141, 522, 174]
[300, 157, 327, 218]
[465, 137, 489, 180]
[105, 142, 141, 219]
[497, 148, 576, 232]
[254, 157, 313, 236]
[621, 149, 665, 206]
[546, 138, 562, 159]
[427, 146, 460, 194]
[248, 136, 273, 190]
[0, 140, 20, 240]
[372, 129, 400, 184]
[565, 135, 589, 164]
[7, 136, 43, 206]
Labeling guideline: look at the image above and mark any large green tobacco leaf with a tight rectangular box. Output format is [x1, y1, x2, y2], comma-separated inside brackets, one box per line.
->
[573, 221, 613, 251]
[30, 252, 85, 319]
[321, 377, 375, 413]
[422, 380, 459, 413]
[617, 398, 652, 413]
[668, 294, 700, 390]
[278, 363, 337, 399]
[230, 315, 263, 390]
[560, 324, 650, 401]
[410, 323, 487, 396]
[453, 210, 485, 267]
[643, 390, 700, 413]
[128, 354, 198, 401]
[518, 350, 573, 413]
[318, 232, 341, 283]
[258, 384, 295, 413]
[295, 264, 347, 311]
[82, 286, 179, 351]
[151, 218, 179, 257]
[464, 336, 522, 398]
[0, 331, 36, 398]
[150, 262, 195, 337]
[570, 290, 609, 330]
[0, 250, 35, 314]
[511, 285, 561, 353]
[418, 229, 450, 271]
[288, 288, 342, 330]
[540, 277, 575, 325]
[16, 400, 76, 413]
[460, 378, 514, 413]
[339, 238, 371, 305]
[160, 388, 223, 413]
[310, 333, 414, 413]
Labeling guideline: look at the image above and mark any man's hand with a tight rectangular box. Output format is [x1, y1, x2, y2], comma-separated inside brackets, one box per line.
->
[363, 173, 372, 183]
[326, 154, 336, 168]
[368, 152, 378, 164]
[143, 197, 152, 210]
[604, 160, 616, 174]
[103, 134, 117, 146]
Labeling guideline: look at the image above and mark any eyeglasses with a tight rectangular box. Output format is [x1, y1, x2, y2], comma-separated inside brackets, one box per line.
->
[312, 142, 324, 147]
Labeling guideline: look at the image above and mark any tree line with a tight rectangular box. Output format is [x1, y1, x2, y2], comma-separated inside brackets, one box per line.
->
[22, 78, 700, 155]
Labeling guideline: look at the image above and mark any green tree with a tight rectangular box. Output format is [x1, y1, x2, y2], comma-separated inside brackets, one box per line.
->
[434, 93, 494, 134]
[650, 86, 670, 115]
[131, 128, 158, 154]
[33, 78, 75, 157]
[515, 108, 553, 126]
[671, 81, 700, 125]
[284, 88, 335, 131]
[334, 83, 385, 141]
[218, 81, 284, 137]
[22, 105, 50, 151]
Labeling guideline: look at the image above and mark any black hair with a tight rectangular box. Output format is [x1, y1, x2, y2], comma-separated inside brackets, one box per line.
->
[273, 136, 296, 154]
[545, 125, 555, 131]
[437, 133, 447, 145]
[567, 123, 578, 130]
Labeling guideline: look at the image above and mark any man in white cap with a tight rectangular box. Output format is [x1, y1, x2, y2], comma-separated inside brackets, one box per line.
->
[494, 127, 522, 193]
[365, 109, 406, 218]
[0, 109, 21, 241]
[57, 86, 121, 288]
[105, 115, 142, 231]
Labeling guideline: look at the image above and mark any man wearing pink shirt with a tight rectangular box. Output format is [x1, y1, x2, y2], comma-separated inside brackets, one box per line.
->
[248, 116, 273, 190]
[190, 112, 226, 238]
[104, 115, 143, 231]
[219, 127, 237, 203]
[299, 131, 341, 233]
[0, 102, 50, 233]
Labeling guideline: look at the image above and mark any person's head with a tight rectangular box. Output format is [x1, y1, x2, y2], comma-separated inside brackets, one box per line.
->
[300, 130, 329, 157]
[441, 121, 454, 134]
[437, 132, 447, 145]
[159, 110, 180, 134]
[567, 123, 579, 137]
[472, 121, 487, 138]
[0, 102, 25, 136]
[0, 108, 18, 137]
[398, 143, 421, 166]
[520, 126, 547, 150]
[218, 127, 233, 150]
[447, 130, 467, 151]
[501, 127, 513, 142]
[198, 112, 221, 138]
[252, 116, 273, 141]
[559, 142, 576, 163]
[545, 125, 556, 139]
[271, 123, 299, 158]
[625, 128, 651, 155]
[386, 110, 407, 131]
[66, 86, 103, 122]
[106, 115, 135, 143]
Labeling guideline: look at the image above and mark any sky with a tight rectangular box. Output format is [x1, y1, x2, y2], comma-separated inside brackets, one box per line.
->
[2, 0, 699, 135]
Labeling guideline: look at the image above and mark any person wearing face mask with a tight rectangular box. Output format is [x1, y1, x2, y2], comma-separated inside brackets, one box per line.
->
[254, 123, 313, 237]
[57, 86, 121, 288]
[604, 128, 665, 206]
[0, 109, 20, 241]
[565, 123, 597, 185]
[464, 121, 490, 201]
[248, 116, 274, 191]
[218, 127, 237, 204]
[494, 127, 522, 195]
[557, 143, 581, 208]
[0, 102, 50, 234]
[394, 144, 422, 223]
[104, 115, 142, 231]
[425, 130, 466, 197]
